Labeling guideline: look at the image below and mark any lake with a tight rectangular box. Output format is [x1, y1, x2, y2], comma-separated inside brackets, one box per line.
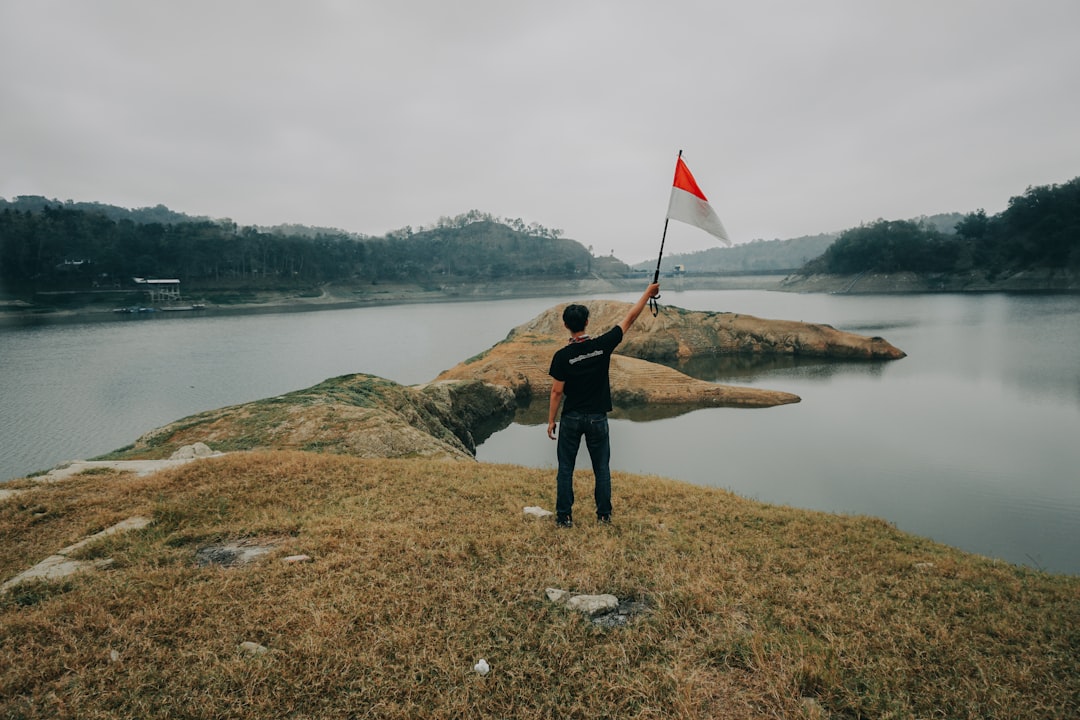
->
[2, 290, 1078, 575]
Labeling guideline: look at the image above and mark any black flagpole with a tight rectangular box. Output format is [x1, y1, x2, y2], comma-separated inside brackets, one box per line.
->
[650, 149, 681, 316]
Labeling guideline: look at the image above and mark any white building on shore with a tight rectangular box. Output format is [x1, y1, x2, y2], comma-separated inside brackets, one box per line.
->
[132, 277, 181, 303]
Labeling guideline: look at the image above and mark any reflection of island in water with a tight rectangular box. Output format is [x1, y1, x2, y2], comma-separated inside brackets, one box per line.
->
[511, 396, 731, 425]
[656, 353, 889, 384]
[509, 356, 889, 426]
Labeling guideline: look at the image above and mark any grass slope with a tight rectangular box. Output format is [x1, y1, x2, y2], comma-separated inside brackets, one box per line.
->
[2, 451, 1076, 719]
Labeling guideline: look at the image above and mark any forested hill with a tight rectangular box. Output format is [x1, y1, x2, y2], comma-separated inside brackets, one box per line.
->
[634, 233, 839, 274]
[795, 178, 1080, 278]
[633, 213, 965, 275]
[0, 201, 621, 295]
[0, 196, 212, 227]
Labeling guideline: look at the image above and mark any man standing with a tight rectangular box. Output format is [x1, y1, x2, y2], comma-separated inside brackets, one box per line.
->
[546, 283, 661, 528]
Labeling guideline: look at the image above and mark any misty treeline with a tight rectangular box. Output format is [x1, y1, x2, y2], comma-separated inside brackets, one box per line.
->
[649, 215, 967, 274]
[640, 233, 841, 274]
[804, 177, 1080, 276]
[0, 201, 589, 291]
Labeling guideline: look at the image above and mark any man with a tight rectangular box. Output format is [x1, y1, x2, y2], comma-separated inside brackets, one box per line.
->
[546, 282, 661, 528]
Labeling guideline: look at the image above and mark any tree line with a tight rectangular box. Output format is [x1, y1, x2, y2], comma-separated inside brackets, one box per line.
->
[0, 203, 591, 293]
[636, 232, 840, 274]
[803, 178, 1080, 277]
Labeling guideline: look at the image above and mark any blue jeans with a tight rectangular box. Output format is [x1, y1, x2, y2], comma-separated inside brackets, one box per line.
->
[555, 411, 612, 518]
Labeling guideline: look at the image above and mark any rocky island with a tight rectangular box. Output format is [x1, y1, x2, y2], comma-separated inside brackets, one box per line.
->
[94, 301, 903, 464]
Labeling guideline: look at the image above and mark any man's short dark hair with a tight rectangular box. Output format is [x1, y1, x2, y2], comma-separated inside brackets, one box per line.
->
[562, 304, 589, 333]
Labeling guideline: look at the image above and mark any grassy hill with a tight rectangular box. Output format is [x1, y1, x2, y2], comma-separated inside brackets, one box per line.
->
[1, 451, 1076, 718]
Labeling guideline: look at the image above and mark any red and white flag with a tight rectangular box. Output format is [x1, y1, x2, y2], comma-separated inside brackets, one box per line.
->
[666, 156, 731, 245]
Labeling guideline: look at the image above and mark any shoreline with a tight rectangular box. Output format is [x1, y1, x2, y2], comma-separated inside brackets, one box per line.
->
[0, 275, 788, 327]
[4, 270, 1078, 328]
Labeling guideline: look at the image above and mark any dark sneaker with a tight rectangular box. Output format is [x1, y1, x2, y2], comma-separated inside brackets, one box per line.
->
[597, 514, 611, 525]
[556, 513, 573, 528]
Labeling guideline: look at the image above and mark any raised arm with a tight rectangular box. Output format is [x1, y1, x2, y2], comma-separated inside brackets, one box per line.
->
[618, 282, 661, 334]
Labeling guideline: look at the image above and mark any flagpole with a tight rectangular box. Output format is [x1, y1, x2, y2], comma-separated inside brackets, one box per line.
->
[650, 149, 681, 315]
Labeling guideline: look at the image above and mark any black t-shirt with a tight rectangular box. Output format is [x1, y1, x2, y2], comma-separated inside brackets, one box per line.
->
[548, 326, 624, 415]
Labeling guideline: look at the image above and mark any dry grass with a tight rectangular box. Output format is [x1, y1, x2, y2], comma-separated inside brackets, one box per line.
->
[1, 451, 1077, 719]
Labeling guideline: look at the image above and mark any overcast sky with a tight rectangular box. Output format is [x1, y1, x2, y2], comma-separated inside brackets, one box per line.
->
[3, 1, 1079, 264]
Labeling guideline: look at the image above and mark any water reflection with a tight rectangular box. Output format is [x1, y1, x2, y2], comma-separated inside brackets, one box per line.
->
[470, 406, 517, 447]
[654, 353, 889, 383]
[508, 353, 895, 426]
[513, 397, 721, 425]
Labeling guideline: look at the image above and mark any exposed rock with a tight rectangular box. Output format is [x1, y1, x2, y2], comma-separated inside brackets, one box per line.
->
[567, 593, 620, 616]
[41, 456, 219, 482]
[524, 300, 905, 361]
[169, 442, 218, 459]
[239, 641, 268, 656]
[545, 587, 569, 603]
[2, 555, 115, 590]
[523, 506, 554, 518]
[546, 588, 651, 626]
[2, 516, 152, 592]
[437, 300, 901, 410]
[195, 540, 278, 568]
[545, 587, 619, 616]
[121, 375, 516, 463]
[592, 598, 652, 628]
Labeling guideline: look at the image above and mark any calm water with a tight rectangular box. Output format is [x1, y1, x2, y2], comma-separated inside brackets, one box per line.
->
[2, 291, 1078, 575]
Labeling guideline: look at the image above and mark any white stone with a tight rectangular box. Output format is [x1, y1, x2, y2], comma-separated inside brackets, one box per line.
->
[170, 442, 216, 460]
[565, 594, 619, 616]
[2, 516, 150, 593]
[545, 587, 568, 603]
[473, 658, 490, 675]
[523, 506, 553, 518]
[45, 459, 194, 480]
[282, 554, 313, 563]
[544, 587, 620, 617]
[57, 516, 152, 555]
[2, 556, 113, 590]
[0, 488, 24, 503]
[239, 641, 268, 656]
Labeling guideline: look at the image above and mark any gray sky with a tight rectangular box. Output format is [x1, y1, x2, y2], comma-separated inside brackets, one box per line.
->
[3, 1, 1079, 264]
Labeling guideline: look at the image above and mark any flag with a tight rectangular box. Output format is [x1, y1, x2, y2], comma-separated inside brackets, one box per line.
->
[666, 156, 731, 245]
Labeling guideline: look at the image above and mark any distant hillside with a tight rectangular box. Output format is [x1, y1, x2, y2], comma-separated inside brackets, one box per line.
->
[0, 200, 624, 301]
[633, 213, 965, 275]
[793, 180, 1080, 279]
[634, 233, 838, 274]
[0, 195, 213, 226]
[360, 220, 614, 280]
